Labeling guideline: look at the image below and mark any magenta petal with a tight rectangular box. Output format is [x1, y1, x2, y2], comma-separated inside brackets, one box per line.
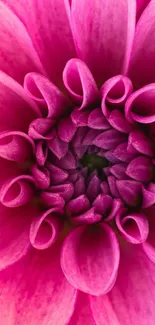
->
[136, 0, 150, 20]
[63, 59, 98, 109]
[143, 207, 155, 263]
[108, 110, 132, 134]
[88, 108, 111, 130]
[116, 208, 149, 244]
[0, 243, 77, 324]
[5, 0, 76, 86]
[35, 141, 48, 166]
[93, 129, 126, 150]
[91, 244, 155, 325]
[0, 131, 34, 162]
[0, 203, 32, 270]
[48, 136, 68, 159]
[58, 116, 77, 142]
[129, 1, 155, 88]
[128, 130, 153, 157]
[0, 71, 40, 132]
[70, 0, 136, 85]
[66, 195, 90, 217]
[126, 156, 153, 182]
[101, 75, 133, 117]
[116, 179, 142, 207]
[125, 84, 155, 124]
[72, 208, 102, 224]
[68, 291, 95, 325]
[30, 207, 63, 250]
[24, 73, 70, 118]
[0, 175, 35, 208]
[61, 224, 120, 295]
[0, 2, 44, 83]
[49, 183, 74, 202]
[47, 163, 68, 185]
[31, 165, 50, 190]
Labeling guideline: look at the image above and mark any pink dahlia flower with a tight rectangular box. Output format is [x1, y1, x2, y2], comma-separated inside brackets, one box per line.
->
[0, 0, 155, 324]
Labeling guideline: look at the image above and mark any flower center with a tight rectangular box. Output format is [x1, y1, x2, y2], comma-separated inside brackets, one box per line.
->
[80, 153, 109, 176]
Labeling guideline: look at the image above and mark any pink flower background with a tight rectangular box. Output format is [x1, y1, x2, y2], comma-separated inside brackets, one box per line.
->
[0, 0, 155, 324]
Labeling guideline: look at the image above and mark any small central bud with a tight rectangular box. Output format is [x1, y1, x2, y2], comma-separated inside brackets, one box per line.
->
[80, 153, 109, 176]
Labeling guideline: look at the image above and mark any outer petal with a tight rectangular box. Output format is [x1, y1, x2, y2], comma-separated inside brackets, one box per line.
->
[61, 224, 120, 296]
[0, 242, 77, 325]
[3, 0, 76, 86]
[0, 1, 44, 83]
[91, 243, 155, 325]
[68, 292, 95, 325]
[136, 0, 150, 20]
[70, 0, 136, 85]
[129, 1, 155, 88]
[0, 71, 40, 132]
[143, 207, 155, 263]
[0, 203, 34, 270]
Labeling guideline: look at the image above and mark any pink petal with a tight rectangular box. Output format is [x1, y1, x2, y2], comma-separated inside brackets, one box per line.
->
[91, 244, 155, 325]
[31, 165, 50, 190]
[30, 207, 63, 250]
[71, 208, 102, 225]
[126, 156, 153, 182]
[24, 73, 70, 118]
[35, 141, 48, 166]
[4, 0, 76, 86]
[129, 1, 155, 88]
[125, 84, 155, 124]
[116, 179, 142, 207]
[68, 292, 95, 325]
[49, 183, 74, 202]
[108, 110, 132, 134]
[46, 163, 69, 185]
[0, 2, 44, 83]
[0, 71, 40, 132]
[66, 195, 90, 217]
[58, 115, 77, 143]
[136, 0, 150, 20]
[0, 131, 34, 163]
[128, 130, 153, 157]
[28, 118, 56, 140]
[101, 75, 133, 117]
[61, 224, 120, 295]
[0, 203, 34, 270]
[63, 59, 98, 109]
[143, 207, 155, 263]
[0, 243, 77, 324]
[0, 175, 35, 208]
[88, 108, 111, 130]
[70, 0, 136, 84]
[93, 129, 126, 150]
[48, 136, 68, 160]
[116, 208, 149, 244]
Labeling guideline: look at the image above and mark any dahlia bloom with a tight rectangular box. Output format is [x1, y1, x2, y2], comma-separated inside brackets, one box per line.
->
[0, 0, 155, 324]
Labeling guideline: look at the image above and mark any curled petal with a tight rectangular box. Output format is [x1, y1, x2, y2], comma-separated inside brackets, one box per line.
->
[63, 59, 98, 109]
[24, 72, 70, 118]
[93, 194, 122, 221]
[142, 184, 155, 208]
[0, 131, 34, 162]
[143, 207, 155, 263]
[71, 208, 102, 224]
[0, 175, 35, 207]
[71, 109, 89, 127]
[61, 224, 120, 295]
[101, 75, 133, 117]
[125, 84, 155, 124]
[116, 208, 149, 244]
[30, 208, 63, 250]
[28, 118, 56, 140]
